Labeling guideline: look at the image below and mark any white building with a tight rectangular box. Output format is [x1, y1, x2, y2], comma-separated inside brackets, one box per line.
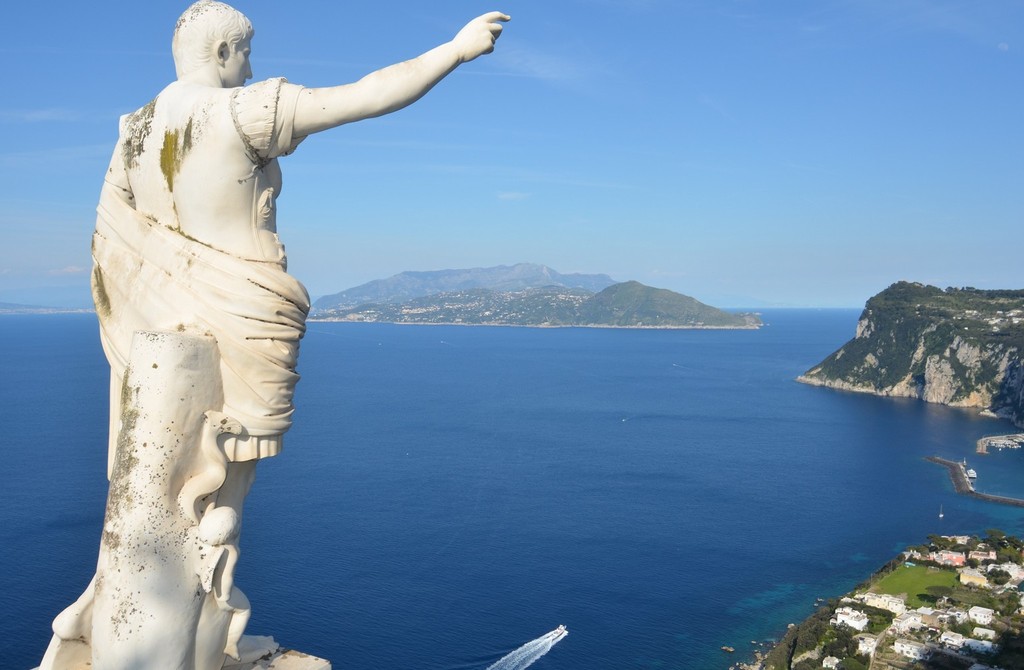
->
[940, 631, 965, 649]
[822, 656, 840, 669]
[964, 638, 998, 655]
[892, 611, 924, 634]
[832, 606, 869, 632]
[894, 638, 929, 660]
[914, 606, 942, 627]
[946, 608, 969, 625]
[855, 634, 878, 656]
[973, 627, 996, 641]
[862, 592, 906, 615]
[969, 606, 995, 625]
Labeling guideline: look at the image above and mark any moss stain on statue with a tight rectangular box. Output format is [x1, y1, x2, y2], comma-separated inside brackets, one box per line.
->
[183, 116, 195, 153]
[122, 99, 156, 170]
[161, 117, 197, 193]
[102, 379, 142, 557]
[161, 132, 178, 191]
[92, 265, 111, 319]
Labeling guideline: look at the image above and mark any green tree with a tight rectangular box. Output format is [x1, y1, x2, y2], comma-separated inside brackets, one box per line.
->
[986, 529, 1007, 543]
[997, 546, 1021, 563]
[990, 569, 1011, 586]
[823, 626, 854, 658]
[841, 657, 869, 670]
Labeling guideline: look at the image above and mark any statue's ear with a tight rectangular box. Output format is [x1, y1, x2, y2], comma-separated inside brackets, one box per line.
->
[216, 41, 230, 66]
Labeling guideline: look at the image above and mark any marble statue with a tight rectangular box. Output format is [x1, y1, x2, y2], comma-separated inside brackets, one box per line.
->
[39, 3, 508, 669]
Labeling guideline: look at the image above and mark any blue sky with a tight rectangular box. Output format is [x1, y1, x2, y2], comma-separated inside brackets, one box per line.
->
[2, 0, 1022, 308]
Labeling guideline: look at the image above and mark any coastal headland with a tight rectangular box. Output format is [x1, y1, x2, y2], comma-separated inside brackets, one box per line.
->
[798, 282, 1024, 428]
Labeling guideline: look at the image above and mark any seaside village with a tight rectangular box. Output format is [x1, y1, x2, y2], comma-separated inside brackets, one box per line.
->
[755, 531, 1024, 670]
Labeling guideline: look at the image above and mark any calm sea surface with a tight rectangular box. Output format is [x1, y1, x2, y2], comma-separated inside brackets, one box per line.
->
[3, 310, 1024, 670]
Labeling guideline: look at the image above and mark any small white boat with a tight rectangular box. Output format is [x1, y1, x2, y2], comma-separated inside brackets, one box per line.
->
[967, 469, 977, 479]
[939, 505, 944, 519]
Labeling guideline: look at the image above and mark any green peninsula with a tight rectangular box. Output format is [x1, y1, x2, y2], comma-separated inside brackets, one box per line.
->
[799, 282, 1024, 427]
[311, 280, 760, 329]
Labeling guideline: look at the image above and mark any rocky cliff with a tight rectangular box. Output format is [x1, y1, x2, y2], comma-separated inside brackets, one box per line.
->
[798, 282, 1024, 427]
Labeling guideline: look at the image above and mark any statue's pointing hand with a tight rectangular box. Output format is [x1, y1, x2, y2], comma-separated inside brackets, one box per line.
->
[455, 12, 510, 63]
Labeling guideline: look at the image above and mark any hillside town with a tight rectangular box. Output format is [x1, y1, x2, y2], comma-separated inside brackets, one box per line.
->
[755, 531, 1024, 670]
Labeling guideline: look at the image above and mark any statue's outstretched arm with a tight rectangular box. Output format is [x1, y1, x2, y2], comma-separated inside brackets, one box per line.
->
[293, 12, 509, 137]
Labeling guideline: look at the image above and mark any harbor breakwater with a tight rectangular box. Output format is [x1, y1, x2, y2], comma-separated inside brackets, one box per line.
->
[926, 456, 1024, 507]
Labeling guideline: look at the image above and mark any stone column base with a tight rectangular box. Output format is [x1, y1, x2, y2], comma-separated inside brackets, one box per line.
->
[32, 649, 330, 670]
[227, 648, 332, 670]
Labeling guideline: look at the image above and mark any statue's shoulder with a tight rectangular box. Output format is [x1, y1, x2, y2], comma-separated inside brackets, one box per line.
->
[231, 78, 306, 164]
[119, 82, 230, 135]
[231, 77, 294, 125]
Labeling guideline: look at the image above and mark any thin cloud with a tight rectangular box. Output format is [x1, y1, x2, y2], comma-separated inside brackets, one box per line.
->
[49, 266, 89, 276]
[0, 109, 81, 123]
[696, 94, 735, 122]
[320, 137, 485, 152]
[0, 145, 111, 168]
[490, 44, 588, 82]
[841, 0, 998, 45]
[580, 0, 663, 10]
[497, 191, 530, 201]
[425, 163, 637, 192]
[257, 55, 368, 70]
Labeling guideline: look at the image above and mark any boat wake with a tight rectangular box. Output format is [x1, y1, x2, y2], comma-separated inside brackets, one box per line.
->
[485, 626, 567, 670]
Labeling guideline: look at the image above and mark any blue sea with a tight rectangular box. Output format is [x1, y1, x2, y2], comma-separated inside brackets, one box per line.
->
[3, 310, 1024, 670]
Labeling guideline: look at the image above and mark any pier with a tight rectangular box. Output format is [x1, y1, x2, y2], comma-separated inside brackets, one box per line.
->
[926, 456, 1024, 508]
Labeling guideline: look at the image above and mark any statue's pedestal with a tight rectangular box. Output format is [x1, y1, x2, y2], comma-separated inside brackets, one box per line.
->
[32, 648, 331, 670]
[36, 331, 333, 670]
[224, 648, 332, 669]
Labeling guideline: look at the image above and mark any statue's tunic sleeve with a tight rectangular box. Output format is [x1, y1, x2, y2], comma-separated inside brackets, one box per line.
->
[230, 77, 306, 165]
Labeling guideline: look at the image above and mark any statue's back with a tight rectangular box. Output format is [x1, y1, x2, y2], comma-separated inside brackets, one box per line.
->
[117, 81, 287, 264]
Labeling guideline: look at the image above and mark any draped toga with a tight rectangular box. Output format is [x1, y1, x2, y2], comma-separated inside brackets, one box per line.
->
[92, 77, 310, 469]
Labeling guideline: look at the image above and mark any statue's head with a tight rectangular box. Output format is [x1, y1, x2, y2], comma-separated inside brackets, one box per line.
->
[172, 1, 254, 85]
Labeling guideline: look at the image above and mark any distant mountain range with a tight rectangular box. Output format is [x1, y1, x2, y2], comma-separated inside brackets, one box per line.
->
[313, 263, 616, 311]
[312, 265, 760, 329]
[0, 302, 92, 315]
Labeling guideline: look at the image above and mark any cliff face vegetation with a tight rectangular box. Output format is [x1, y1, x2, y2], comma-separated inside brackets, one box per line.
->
[799, 282, 1024, 427]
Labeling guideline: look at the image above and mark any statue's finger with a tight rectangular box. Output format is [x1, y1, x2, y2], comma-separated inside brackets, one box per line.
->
[480, 11, 511, 24]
